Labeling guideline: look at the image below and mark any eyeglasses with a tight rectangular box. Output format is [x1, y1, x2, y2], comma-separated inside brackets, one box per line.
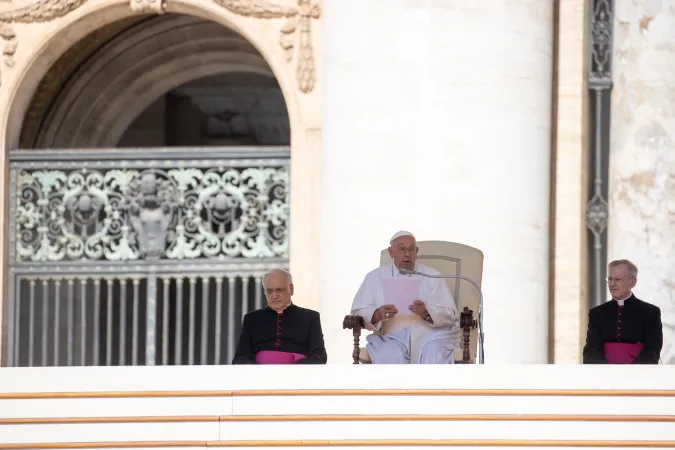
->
[265, 287, 288, 295]
[394, 246, 418, 254]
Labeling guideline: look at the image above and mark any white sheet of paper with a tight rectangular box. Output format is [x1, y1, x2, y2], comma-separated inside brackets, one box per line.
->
[382, 278, 421, 315]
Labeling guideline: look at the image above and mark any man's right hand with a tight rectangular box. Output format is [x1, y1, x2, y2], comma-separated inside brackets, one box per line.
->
[372, 304, 398, 324]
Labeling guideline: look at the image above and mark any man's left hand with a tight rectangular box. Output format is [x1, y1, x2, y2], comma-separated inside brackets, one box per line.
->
[408, 300, 428, 318]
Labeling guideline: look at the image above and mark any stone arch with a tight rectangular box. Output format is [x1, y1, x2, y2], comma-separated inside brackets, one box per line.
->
[1, 0, 313, 151]
[30, 14, 283, 148]
[0, 0, 323, 350]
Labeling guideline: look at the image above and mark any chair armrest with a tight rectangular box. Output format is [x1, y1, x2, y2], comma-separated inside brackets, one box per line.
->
[342, 314, 365, 330]
[343, 315, 364, 364]
[458, 306, 477, 364]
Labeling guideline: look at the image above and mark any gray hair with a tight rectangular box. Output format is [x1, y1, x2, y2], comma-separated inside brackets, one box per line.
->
[262, 268, 293, 288]
[608, 259, 638, 277]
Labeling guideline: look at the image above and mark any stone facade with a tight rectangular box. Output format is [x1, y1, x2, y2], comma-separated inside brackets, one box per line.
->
[0, 0, 670, 365]
[321, 0, 556, 363]
[608, 0, 675, 364]
[0, 0, 323, 365]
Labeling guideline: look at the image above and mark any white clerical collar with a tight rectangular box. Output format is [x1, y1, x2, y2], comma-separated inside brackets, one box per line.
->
[614, 293, 632, 306]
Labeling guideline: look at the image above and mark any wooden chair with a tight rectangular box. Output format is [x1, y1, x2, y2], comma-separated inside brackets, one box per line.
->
[342, 240, 483, 364]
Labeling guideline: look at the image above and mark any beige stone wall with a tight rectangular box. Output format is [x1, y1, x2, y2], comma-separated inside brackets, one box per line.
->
[0, 0, 324, 359]
[552, 0, 590, 363]
[608, 0, 675, 364]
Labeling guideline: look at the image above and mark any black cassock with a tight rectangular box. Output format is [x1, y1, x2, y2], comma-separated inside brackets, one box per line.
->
[583, 294, 662, 364]
[232, 303, 327, 364]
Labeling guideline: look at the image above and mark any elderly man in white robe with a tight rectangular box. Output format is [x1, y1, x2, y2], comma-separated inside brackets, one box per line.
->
[350, 231, 461, 364]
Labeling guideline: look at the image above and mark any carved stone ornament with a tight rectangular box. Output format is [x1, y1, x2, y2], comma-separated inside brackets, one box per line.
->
[15, 165, 290, 262]
[0, 0, 319, 91]
[0, 0, 88, 83]
[130, 0, 167, 14]
[215, 0, 321, 93]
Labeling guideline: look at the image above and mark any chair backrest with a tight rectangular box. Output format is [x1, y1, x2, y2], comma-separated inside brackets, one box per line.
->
[380, 240, 484, 355]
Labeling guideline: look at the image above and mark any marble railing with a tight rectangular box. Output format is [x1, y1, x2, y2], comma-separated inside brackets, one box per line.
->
[0, 365, 674, 449]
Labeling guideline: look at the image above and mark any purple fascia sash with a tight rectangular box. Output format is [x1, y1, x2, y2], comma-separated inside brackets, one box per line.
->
[604, 342, 644, 364]
[255, 350, 307, 364]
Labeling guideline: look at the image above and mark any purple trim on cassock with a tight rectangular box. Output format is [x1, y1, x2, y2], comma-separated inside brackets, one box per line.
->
[604, 342, 644, 364]
[255, 350, 307, 364]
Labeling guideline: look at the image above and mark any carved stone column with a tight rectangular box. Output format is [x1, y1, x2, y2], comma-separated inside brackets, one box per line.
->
[321, 1, 554, 363]
[608, 1, 675, 363]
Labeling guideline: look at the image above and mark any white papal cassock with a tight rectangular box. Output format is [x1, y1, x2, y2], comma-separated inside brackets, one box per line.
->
[350, 263, 461, 364]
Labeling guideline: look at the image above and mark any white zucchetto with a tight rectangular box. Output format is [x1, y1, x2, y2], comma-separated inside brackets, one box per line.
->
[389, 230, 415, 245]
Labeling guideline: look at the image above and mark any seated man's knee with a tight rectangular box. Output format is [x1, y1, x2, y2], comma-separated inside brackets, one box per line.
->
[420, 341, 455, 364]
[367, 341, 409, 364]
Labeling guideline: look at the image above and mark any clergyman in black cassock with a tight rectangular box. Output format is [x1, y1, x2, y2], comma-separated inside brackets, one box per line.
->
[583, 295, 662, 364]
[583, 260, 662, 364]
[232, 268, 327, 364]
[232, 302, 327, 364]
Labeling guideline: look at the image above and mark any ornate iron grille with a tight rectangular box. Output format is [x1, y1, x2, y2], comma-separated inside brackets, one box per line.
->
[586, 0, 613, 308]
[5, 147, 290, 367]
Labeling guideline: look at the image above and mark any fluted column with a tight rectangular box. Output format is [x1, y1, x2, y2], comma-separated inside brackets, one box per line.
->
[321, 1, 554, 363]
[608, 2, 675, 363]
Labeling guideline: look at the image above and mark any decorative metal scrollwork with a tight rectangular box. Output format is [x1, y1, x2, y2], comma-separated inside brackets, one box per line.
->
[15, 165, 290, 262]
[589, 0, 613, 85]
[586, 192, 609, 237]
[586, 0, 614, 308]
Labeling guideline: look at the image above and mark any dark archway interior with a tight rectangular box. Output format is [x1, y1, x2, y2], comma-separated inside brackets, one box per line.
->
[119, 72, 289, 147]
[19, 13, 290, 149]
